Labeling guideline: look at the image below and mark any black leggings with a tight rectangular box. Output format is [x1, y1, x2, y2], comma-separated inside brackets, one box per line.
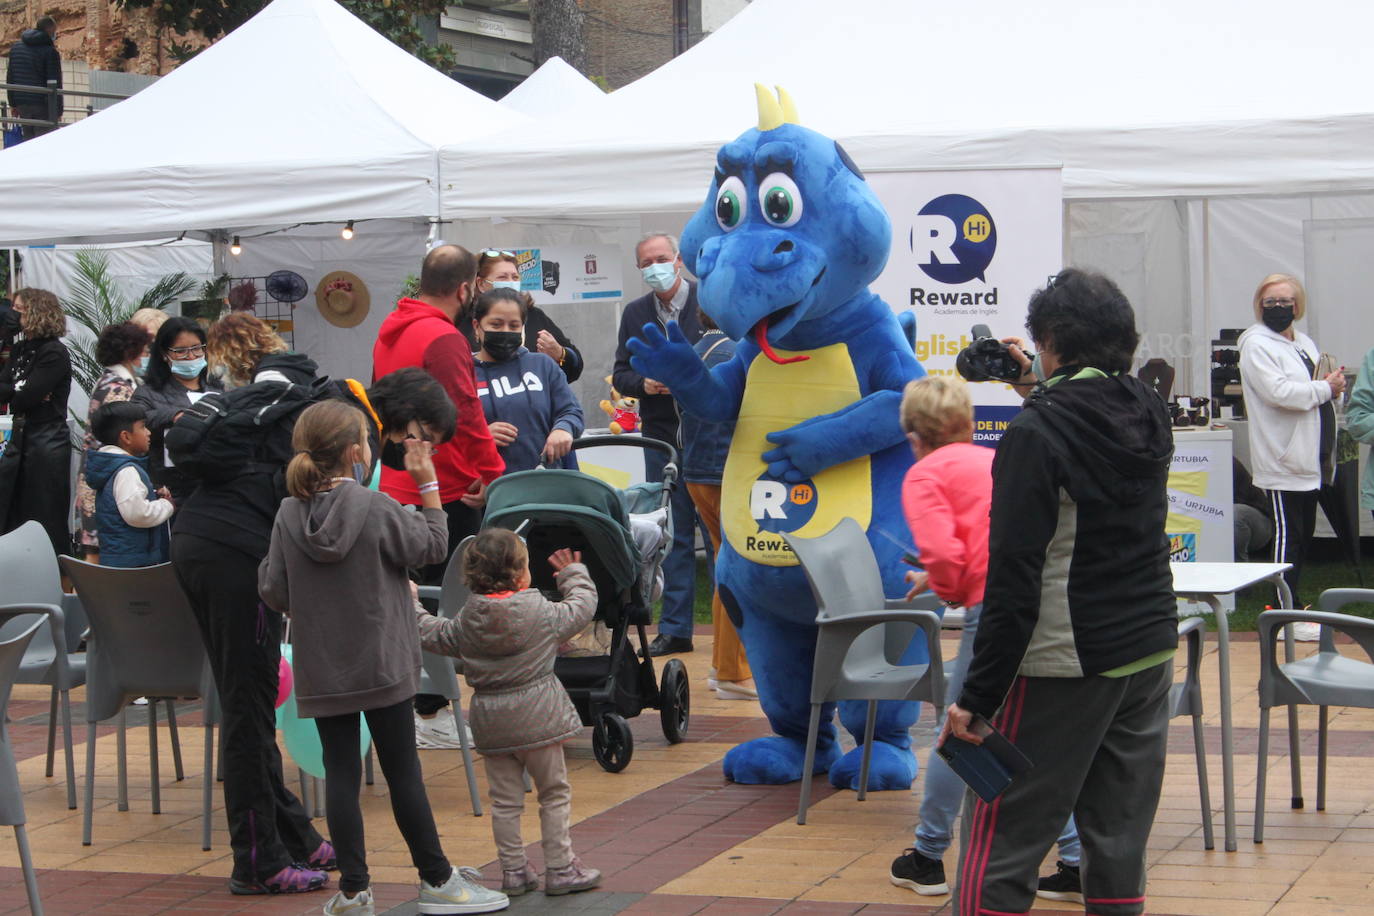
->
[315, 697, 452, 893]
[171, 533, 322, 883]
[1269, 488, 1319, 609]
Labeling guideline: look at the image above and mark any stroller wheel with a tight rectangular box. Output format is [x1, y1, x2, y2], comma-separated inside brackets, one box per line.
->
[592, 712, 634, 772]
[659, 658, 690, 744]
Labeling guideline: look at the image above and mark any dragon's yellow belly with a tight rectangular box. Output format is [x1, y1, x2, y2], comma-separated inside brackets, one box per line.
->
[720, 342, 872, 566]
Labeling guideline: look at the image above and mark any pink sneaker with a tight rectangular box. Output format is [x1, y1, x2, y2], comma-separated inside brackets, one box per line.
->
[309, 840, 338, 871]
[229, 862, 329, 895]
[502, 863, 540, 896]
[544, 857, 601, 896]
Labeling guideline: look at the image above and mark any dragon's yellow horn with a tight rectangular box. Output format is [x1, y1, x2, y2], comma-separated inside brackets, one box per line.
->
[777, 86, 800, 124]
[755, 83, 784, 131]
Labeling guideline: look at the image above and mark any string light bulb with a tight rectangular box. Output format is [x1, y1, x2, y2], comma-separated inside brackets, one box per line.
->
[230, 235, 242, 256]
[341, 220, 355, 241]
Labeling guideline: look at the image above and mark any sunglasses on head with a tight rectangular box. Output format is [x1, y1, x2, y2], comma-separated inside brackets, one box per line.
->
[481, 249, 515, 259]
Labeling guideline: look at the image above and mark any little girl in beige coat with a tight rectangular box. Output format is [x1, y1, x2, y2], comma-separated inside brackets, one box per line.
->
[416, 527, 599, 897]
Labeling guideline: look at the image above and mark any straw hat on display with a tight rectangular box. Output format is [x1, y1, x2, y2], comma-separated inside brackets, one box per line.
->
[314, 271, 370, 328]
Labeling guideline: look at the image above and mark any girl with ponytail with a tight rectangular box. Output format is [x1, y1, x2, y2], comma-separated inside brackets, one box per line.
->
[259, 400, 508, 915]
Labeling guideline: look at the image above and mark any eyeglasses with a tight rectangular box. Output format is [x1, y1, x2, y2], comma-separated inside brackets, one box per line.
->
[1261, 297, 1296, 308]
[480, 249, 515, 260]
[166, 344, 206, 358]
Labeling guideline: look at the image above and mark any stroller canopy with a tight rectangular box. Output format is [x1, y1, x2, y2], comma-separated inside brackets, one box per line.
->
[484, 470, 641, 594]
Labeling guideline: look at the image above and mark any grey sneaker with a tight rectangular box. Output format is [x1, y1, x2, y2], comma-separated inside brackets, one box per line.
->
[545, 857, 601, 896]
[323, 887, 375, 915]
[501, 863, 540, 896]
[419, 867, 509, 914]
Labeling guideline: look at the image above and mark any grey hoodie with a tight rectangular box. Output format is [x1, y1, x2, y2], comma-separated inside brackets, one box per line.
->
[258, 482, 448, 718]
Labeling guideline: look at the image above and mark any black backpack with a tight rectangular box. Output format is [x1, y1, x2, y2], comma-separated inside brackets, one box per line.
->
[165, 377, 336, 483]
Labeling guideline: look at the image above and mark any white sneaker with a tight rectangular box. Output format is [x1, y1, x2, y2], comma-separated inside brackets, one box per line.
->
[323, 887, 375, 916]
[1292, 621, 1322, 642]
[419, 866, 509, 914]
[415, 709, 475, 749]
[714, 680, 758, 701]
[707, 666, 718, 690]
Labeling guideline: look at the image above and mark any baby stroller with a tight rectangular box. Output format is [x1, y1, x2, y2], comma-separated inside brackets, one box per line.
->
[482, 435, 690, 772]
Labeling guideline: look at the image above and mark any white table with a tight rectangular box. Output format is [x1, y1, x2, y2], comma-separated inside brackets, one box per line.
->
[1171, 562, 1293, 852]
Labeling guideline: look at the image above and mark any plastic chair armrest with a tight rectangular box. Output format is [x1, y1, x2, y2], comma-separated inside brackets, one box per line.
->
[0, 602, 71, 684]
[817, 608, 943, 632]
[1318, 588, 1374, 615]
[415, 586, 441, 602]
[1256, 609, 1374, 664]
[0, 603, 61, 621]
[884, 593, 946, 613]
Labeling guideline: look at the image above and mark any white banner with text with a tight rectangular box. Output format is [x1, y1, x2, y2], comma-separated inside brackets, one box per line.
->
[868, 167, 1063, 446]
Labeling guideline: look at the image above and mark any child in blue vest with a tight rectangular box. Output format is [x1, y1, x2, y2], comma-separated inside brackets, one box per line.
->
[86, 401, 173, 568]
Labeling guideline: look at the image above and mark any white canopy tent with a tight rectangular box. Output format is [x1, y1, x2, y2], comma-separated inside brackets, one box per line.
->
[438, 0, 1374, 387]
[499, 56, 606, 118]
[0, 0, 529, 247]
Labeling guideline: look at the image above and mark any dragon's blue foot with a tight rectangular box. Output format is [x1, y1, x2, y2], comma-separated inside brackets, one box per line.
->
[827, 740, 918, 791]
[723, 735, 840, 785]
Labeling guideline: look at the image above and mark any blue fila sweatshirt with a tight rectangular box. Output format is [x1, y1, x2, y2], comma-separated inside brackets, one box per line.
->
[473, 348, 585, 473]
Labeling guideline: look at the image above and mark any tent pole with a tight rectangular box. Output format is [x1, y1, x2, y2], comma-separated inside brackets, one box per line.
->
[211, 231, 227, 278]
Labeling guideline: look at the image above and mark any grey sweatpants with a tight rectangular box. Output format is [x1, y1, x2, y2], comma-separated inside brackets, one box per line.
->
[954, 661, 1171, 916]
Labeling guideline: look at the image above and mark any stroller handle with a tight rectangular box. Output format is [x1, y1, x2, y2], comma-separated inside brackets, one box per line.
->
[571, 434, 680, 470]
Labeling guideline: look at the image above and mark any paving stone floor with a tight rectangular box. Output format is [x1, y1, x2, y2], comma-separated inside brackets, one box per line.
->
[0, 627, 1371, 915]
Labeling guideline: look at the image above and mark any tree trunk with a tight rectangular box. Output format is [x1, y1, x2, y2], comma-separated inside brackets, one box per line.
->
[529, 0, 585, 72]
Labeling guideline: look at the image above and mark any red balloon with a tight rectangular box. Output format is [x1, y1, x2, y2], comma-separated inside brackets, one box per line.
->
[276, 656, 293, 709]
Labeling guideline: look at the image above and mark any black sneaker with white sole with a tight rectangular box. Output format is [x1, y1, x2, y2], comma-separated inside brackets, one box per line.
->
[1036, 860, 1083, 903]
[889, 848, 949, 896]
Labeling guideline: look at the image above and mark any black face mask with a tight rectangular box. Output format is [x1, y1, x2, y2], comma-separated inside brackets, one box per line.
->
[1262, 305, 1295, 333]
[482, 330, 523, 362]
[380, 438, 408, 471]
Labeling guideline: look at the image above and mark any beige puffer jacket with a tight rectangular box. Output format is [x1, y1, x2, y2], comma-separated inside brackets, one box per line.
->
[416, 563, 596, 755]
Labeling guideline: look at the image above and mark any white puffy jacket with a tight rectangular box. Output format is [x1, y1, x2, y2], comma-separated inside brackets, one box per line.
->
[1238, 323, 1331, 491]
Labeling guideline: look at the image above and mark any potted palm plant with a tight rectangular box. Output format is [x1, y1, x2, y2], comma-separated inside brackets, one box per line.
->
[62, 249, 197, 393]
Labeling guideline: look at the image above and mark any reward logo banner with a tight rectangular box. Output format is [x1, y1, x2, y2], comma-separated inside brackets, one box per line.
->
[867, 167, 1063, 408]
[912, 193, 998, 284]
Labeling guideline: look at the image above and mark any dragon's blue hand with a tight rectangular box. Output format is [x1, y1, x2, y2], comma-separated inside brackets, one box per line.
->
[627, 320, 704, 392]
[762, 426, 820, 482]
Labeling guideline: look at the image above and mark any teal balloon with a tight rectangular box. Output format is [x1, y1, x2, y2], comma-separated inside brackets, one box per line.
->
[276, 644, 371, 779]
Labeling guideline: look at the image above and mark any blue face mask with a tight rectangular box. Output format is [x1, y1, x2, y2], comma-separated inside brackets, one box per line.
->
[1031, 353, 1044, 383]
[170, 357, 206, 378]
[137, 355, 150, 376]
[490, 280, 521, 292]
[641, 262, 678, 292]
[352, 461, 369, 486]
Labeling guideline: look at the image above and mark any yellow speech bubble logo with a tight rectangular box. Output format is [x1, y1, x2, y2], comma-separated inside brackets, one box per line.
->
[963, 213, 992, 243]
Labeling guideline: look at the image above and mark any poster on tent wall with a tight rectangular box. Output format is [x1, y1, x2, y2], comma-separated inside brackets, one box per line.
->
[867, 167, 1063, 447]
[511, 247, 623, 305]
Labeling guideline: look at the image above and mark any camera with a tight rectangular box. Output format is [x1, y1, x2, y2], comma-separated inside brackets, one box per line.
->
[955, 324, 1028, 384]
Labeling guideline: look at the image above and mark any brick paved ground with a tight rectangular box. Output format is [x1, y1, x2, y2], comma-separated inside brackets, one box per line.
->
[0, 629, 1371, 915]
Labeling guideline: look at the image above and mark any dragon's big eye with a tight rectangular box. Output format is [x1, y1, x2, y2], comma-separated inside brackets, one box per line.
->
[759, 173, 803, 228]
[715, 176, 746, 231]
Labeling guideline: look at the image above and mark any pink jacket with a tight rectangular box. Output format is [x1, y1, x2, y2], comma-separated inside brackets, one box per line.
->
[901, 441, 993, 608]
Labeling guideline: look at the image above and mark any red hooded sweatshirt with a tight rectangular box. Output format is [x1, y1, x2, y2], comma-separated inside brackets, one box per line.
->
[373, 298, 504, 504]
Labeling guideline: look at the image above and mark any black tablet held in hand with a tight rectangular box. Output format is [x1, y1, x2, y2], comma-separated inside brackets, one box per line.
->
[936, 716, 1034, 803]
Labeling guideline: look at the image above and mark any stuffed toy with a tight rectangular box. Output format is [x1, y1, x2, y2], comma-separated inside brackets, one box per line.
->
[599, 376, 640, 434]
[628, 86, 928, 789]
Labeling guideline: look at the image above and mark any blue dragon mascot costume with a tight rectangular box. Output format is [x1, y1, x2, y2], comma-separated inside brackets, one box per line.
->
[629, 86, 928, 788]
